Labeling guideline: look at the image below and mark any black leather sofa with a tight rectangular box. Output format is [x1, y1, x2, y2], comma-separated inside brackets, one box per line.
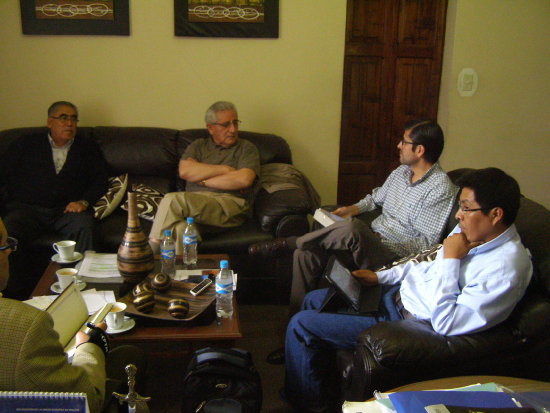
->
[0, 127, 318, 302]
[336, 168, 550, 402]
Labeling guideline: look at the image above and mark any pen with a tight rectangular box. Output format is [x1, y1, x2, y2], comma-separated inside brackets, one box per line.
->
[85, 322, 95, 329]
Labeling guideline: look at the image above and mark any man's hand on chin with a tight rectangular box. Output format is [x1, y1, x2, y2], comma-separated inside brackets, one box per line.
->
[443, 232, 483, 259]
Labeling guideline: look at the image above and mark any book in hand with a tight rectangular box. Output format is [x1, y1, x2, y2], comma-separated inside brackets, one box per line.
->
[313, 208, 345, 227]
[46, 282, 112, 360]
[0, 391, 89, 412]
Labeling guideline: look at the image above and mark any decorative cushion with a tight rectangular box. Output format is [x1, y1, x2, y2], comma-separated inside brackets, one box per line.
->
[93, 174, 128, 220]
[375, 243, 443, 272]
[121, 184, 164, 221]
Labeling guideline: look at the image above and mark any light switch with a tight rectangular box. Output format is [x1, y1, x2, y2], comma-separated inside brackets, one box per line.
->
[462, 73, 474, 91]
[457, 68, 478, 97]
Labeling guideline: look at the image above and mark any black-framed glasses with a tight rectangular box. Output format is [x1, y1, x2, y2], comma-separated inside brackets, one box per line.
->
[457, 201, 491, 213]
[400, 138, 416, 146]
[49, 114, 79, 123]
[212, 120, 241, 128]
[0, 237, 18, 252]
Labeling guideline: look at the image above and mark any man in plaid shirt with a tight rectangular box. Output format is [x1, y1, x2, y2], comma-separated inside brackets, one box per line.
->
[250, 119, 458, 318]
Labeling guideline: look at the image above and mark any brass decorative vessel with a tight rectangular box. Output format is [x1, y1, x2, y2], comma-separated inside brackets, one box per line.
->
[117, 189, 154, 284]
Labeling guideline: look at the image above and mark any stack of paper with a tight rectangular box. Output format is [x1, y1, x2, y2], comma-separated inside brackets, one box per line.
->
[389, 390, 519, 413]
[77, 252, 122, 283]
[342, 383, 548, 413]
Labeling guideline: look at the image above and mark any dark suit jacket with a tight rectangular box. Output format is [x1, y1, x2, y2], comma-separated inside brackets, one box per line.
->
[2, 133, 107, 209]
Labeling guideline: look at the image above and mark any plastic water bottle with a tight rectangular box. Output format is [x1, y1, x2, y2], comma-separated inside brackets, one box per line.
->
[160, 229, 176, 278]
[183, 217, 198, 266]
[216, 260, 233, 318]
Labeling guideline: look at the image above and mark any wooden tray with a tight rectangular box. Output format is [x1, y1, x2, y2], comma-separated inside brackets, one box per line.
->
[119, 273, 215, 323]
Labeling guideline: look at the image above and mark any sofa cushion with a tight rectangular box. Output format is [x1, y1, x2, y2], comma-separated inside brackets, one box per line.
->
[121, 184, 164, 221]
[375, 244, 442, 272]
[93, 174, 128, 220]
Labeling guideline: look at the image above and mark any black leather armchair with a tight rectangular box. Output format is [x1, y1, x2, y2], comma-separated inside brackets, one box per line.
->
[337, 169, 550, 402]
[0, 127, 318, 302]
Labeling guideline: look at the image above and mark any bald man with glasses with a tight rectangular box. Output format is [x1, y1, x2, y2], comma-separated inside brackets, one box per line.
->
[150, 101, 260, 254]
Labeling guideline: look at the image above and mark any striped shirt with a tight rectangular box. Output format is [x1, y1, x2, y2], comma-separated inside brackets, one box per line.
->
[355, 163, 458, 257]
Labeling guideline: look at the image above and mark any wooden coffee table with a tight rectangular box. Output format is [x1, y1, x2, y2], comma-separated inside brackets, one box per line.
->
[31, 254, 242, 353]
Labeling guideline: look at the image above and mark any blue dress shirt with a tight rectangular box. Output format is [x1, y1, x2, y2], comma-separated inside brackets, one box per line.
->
[376, 224, 533, 335]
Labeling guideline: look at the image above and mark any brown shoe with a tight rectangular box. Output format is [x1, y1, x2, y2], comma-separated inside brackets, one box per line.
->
[248, 238, 291, 257]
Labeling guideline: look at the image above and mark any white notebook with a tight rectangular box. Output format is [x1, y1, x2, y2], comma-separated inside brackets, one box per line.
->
[313, 208, 345, 227]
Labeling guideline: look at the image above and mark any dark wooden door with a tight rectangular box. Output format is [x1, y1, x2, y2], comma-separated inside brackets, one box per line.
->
[338, 0, 447, 205]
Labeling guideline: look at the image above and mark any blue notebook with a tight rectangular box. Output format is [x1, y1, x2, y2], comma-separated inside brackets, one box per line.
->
[0, 391, 88, 412]
[388, 390, 518, 413]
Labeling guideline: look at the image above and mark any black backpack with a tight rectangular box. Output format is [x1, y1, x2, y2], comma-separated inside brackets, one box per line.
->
[181, 347, 262, 413]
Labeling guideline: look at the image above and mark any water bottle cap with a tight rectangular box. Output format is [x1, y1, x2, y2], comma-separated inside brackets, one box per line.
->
[163, 229, 172, 237]
[186, 217, 194, 224]
[220, 260, 228, 269]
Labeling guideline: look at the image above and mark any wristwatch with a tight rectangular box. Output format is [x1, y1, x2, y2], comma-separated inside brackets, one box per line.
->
[78, 200, 89, 209]
[200, 180, 207, 187]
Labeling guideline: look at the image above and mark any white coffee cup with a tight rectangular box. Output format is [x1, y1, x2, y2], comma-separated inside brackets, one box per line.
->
[106, 302, 127, 330]
[53, 240, 76, 261]
[56, 268, 78, 290]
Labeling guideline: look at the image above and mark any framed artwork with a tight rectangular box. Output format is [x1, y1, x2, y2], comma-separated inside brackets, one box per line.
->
[20, 0, 129, 35]
[174, 0, 279, 38]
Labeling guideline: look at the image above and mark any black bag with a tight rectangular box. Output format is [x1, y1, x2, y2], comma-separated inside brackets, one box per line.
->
[181, 347, 262, 413]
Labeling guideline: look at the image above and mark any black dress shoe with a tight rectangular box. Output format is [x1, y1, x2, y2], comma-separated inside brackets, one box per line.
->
[266, 346, 285, 365]
[248, 238, 291, 257]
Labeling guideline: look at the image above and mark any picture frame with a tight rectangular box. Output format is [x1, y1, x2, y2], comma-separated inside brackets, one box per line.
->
[174, 0, 279, 38]
[20, 0, 129, 36]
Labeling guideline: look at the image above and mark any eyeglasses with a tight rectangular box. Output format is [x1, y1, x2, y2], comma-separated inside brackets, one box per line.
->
[50, 114, 79, 123]
[0, 237, 18, 252]
[212, 120, 241, 128]
[400, 138, 416, 146]
[457, 201, 491, 214]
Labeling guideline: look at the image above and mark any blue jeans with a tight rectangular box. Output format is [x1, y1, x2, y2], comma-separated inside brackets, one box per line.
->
[285, 285, 402, 409]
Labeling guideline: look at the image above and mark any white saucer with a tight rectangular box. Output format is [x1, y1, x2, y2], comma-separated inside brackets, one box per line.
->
[106, 317, 135, 335]
[50, 279, 87, 294]
[51, 252, 83, 264]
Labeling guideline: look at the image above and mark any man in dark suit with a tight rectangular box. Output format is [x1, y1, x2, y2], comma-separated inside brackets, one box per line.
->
[1, 101, 108, 299]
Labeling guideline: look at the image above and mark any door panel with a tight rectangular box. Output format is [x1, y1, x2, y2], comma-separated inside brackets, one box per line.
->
[338, 0, 447, 205]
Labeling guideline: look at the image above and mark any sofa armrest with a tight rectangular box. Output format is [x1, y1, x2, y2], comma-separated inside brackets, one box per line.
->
[254, 188, 314, 233]
[360, 314, 540, 369]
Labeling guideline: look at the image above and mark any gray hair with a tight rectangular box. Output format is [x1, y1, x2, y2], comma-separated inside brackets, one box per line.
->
[205, 101, 237, 124]
[48, 101, 78, 117]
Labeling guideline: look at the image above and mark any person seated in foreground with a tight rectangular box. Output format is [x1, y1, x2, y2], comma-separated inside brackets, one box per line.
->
[1, 101, 108, 299]
[283, 168, 533, 413]
[250, 119, 458, 364]
[0, 217, 145, 413]
[149, 100, 260, 254]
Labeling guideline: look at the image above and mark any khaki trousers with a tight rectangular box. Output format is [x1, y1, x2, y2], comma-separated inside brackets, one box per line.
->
[150, 191, 249, 254]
